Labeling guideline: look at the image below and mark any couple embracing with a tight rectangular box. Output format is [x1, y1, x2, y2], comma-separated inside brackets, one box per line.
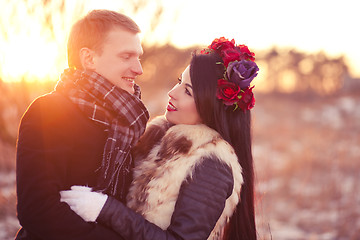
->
[15, 9, 259, 240]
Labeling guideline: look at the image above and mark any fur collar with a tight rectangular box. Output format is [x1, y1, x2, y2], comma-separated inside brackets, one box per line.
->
[128, 116, 243, 239]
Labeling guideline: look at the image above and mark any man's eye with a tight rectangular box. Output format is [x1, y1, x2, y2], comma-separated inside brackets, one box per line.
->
[121, 55, 131, 59]
[177, 78, 181, 84]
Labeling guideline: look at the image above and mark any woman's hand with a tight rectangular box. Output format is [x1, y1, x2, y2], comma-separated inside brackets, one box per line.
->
[60, 185, 108, 222]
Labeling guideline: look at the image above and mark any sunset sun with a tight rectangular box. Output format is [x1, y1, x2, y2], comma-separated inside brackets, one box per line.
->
[1, 34, 61, 82]
[0, 0, 359, 83]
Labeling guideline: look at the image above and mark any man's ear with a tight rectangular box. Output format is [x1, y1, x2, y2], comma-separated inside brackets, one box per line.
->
[79, 47, 96, 70]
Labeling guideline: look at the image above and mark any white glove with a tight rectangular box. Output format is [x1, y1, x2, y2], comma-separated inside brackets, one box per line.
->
[60, 185, 108, 222]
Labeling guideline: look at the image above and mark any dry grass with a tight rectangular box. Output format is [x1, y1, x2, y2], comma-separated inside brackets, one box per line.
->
[1, 91, 359, 239]
[0, 171, 18, 239]
[253, 92, 360, 239]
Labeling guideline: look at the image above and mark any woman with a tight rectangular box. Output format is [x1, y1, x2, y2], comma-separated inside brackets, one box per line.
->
[61, 37, 259, 240]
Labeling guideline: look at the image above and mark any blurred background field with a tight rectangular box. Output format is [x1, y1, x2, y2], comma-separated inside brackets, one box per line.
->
[1, 0, 360, 239]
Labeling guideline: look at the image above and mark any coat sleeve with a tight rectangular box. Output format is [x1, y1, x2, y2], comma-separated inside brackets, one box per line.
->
[16, 96, 122, 240]
[97, 157, 234, 240]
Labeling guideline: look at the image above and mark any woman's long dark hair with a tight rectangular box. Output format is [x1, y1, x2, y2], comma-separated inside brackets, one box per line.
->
[190, 52, 257, 240]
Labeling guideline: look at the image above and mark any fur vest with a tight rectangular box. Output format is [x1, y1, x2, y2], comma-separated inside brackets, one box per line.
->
[127, 117, 243, 239]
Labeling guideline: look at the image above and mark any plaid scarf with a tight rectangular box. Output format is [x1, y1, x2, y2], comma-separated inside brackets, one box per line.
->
[55, 68, 149, 202]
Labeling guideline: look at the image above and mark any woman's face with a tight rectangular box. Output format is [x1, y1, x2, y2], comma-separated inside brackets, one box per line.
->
[165, 66, 202, 125]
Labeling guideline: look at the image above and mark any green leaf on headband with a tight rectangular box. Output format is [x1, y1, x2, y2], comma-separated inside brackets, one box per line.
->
[233, 103, 239, 112]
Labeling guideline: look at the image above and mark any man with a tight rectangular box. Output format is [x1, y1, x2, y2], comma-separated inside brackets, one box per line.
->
[15, 10, 149, 239]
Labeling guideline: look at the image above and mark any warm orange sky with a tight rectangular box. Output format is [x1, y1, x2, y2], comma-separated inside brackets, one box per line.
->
[1, 0, 359, 82]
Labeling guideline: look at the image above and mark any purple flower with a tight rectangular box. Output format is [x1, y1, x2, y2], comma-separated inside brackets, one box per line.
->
[226, 60, 259, 88]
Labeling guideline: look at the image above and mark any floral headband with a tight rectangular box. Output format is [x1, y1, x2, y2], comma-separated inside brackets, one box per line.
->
[201, 37, 259, 112]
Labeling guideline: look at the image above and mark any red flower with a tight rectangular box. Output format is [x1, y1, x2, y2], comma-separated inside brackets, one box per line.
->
[205, 37, 255, 65]
[209, 37, 235, 52]
[216, 79, 240, 105]
[237, 44, 255, 61]
[222, 45, 255, 66]
[237, 86, 255, 111]
[222, 48, 242, 67]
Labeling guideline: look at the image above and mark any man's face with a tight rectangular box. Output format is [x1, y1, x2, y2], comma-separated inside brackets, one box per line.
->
[91, 27, 143, 94]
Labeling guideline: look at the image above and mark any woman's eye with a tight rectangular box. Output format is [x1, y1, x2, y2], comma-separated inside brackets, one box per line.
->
[185, 88, 192, 96]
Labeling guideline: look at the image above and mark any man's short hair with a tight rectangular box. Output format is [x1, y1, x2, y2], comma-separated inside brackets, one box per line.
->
[67, 10, 140, 69]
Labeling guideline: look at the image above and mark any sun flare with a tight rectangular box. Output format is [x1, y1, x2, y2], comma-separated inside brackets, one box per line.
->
[1, 34, 61, 82]
[1, 0, 359, 83]
[0, 0, 68, 83]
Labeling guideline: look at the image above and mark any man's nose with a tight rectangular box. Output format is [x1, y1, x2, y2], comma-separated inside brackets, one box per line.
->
[132, 59, 143, 75]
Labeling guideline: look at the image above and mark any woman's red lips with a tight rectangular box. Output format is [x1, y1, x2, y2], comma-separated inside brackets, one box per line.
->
[167, 102, 177, 111]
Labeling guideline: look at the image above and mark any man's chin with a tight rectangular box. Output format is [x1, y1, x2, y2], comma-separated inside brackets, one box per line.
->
[124, 87, 135, 95]
[116, 85, 134, 95]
